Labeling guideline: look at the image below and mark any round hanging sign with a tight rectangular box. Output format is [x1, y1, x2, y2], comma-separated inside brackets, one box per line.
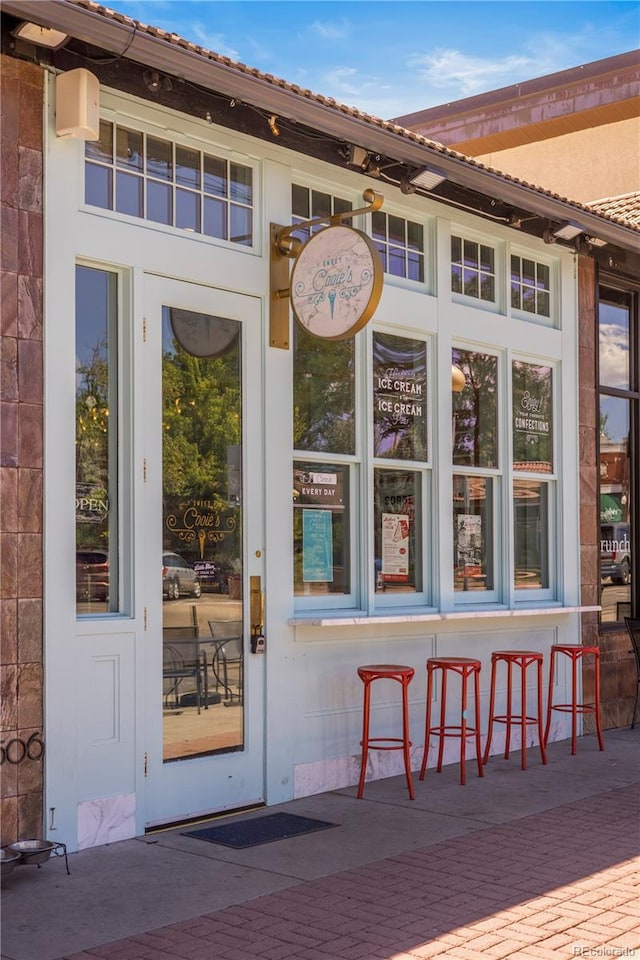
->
[290, 225, 383, 340]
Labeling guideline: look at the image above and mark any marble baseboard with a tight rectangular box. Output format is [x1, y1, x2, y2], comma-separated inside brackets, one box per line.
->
[78, 793, 136, 850]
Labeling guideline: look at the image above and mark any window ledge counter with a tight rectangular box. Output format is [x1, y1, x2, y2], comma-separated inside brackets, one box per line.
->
[289, 605, 601, 627]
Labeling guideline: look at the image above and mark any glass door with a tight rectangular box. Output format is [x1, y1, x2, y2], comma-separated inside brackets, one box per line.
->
[143, 276, 264, 827]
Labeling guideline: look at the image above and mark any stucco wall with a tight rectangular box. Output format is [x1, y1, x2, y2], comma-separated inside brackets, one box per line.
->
[476, 118, 640, 203]
[0, 53, 45, 845]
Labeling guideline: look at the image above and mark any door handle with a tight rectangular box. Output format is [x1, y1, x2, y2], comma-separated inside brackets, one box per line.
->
[250, 575, 265, 653]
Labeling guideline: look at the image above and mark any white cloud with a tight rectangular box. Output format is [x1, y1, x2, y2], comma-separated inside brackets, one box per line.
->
[599, 323, 630, 390]
[310, 18, 350, 41]
[188, 22, 241, 60]
[409, 48, 539, 96]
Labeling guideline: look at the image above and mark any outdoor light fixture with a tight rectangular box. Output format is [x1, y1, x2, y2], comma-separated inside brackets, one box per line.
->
[402, 166, 447, 193]
[552, 221, 584, 241]
[586, 236, 608, 248]
[12, 20, 69, 49]
[347, 144, 370, 169]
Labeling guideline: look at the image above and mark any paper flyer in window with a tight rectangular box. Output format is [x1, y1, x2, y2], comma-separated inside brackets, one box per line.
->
[381, 512, 409, 583]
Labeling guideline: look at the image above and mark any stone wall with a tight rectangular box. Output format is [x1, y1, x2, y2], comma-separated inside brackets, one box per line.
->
[0, 54, 44, 845]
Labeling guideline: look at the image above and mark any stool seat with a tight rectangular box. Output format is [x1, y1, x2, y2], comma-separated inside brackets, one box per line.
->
[483, 650, 547, 770]
[357, 664, 415, 800]
[419, 656, 483, 786]
[544, 644, 604, 754]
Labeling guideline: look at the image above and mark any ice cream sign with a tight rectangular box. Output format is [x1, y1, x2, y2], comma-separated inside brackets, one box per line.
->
[290, 225, 383, 340]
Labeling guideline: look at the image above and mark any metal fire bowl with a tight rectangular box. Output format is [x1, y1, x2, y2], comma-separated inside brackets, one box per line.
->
[8, 839, 55, 865]
[1, 848, 23, 875]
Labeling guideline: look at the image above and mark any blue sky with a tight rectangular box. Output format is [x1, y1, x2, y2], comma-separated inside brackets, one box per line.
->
[99, 1, 637, 117]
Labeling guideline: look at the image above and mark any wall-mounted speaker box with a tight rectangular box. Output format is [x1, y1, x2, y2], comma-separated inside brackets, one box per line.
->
[55, 68, 100, 140]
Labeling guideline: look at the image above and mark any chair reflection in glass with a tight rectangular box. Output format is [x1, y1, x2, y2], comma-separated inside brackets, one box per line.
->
[163, 625, 208, 714]
[208, 620, 244, 706]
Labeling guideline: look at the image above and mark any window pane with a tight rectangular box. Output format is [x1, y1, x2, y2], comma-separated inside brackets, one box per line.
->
[451, 235, 462, 264]
[374, 469, 422, 593]
[311, 190, 331, 221]
[230, 205, 252, 246]
[76, 266, 119, 615]
[293, 325, 355, 454]
[162, 308, 244, 759]
[147, 180, 172, 224]
[115, 171, 143, 217]
[85, 120, 113, 163]
[293, 463, 350, 596]
[463, 240, 479, 269]
[480, 245, 494, 273]
[373, 333, 427, 460]
[204, 196, 227, 239]
[203, 155, 226, 196]
[115, 127, 142, 171]
[292, 183, 309, 219]
[599, 396, 631, 621]
[230, 163, 252, 205]
[599, 290, 630, 390]
[407, 250, 424, 283]
[480, 274, 495, 301]
[147, 137, 172, 181]
[452, 349, 498, 468]
[176, 146, 200, 188]
[451, 264, 462, 294]
[514, 479, 549, 589]
[453, 475, 494, 591]
[407, 221, 423, 252]
[371, 211, 386, 242]
[388, 215, 405, 246]
[512, 361, 553, 472]
[464, 270, 479, 298]
[388, 245, 406, 277]
[85, 163, 112, 209]
[176, 188, 200, 231]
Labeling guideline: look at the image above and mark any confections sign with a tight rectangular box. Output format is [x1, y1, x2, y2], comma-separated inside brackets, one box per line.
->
[290, 225, 383, 340]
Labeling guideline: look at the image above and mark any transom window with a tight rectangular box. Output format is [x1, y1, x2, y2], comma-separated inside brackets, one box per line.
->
[371, 211, 424, 281]
[511, 255, 550, 317]
[451, 235, 495, 302]
[85, 121, 253, 245]
[291, 185, 352, 242]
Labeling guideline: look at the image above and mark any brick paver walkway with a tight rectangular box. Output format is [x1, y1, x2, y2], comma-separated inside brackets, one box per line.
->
[66, 784, 640, 960]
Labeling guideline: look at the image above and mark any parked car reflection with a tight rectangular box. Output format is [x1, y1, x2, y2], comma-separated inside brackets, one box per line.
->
[162, 551, 201, 599]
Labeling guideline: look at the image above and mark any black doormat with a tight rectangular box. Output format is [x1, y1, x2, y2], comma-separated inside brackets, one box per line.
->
[182, 812, 337, 849]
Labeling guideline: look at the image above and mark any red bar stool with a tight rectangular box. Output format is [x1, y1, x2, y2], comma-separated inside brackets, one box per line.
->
[483, 650, 547, 770]
[544, 644, 605, 755]
[419, 657, 483, 786]
[357, 664, 415, 800]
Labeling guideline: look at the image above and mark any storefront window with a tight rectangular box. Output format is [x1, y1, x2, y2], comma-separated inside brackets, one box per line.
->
[293, 463, 350, 596]
[453, 475, 494, 592]
[373, 333, 427, 460]
[452, 349, 498, 468]
[293, 325, 355, 455]
[374, 470, 422, 593]
[75, 266, 119, 615]
[512, 361, 553, 473]
[514, 479, 549, 589]
[598, 285, 637, 623]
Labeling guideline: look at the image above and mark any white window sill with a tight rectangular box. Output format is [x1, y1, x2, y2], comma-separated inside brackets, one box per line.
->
[289, 605, 601, 627]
